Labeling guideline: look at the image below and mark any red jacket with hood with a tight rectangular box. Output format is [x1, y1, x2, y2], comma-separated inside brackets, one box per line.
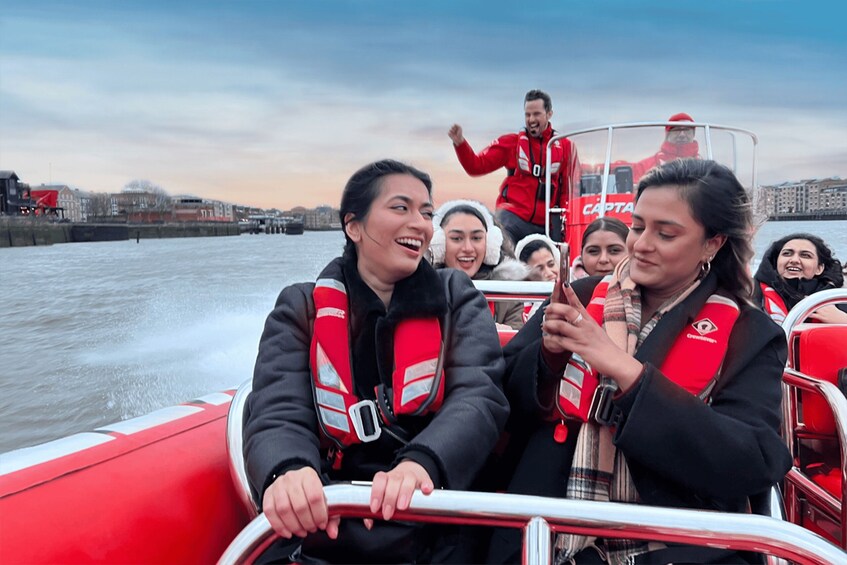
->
[631, 140, 700, 183]
[453, 125, 576, 226]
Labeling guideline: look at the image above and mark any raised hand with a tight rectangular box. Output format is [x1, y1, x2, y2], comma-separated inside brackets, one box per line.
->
[448, 124, 465, 145]
[541, 284, 643, 392]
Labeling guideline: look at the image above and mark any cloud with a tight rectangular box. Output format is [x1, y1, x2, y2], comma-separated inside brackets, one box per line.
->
[2, 1, 846, 208]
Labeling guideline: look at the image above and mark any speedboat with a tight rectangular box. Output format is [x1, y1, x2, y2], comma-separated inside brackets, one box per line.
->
[2, 121, 846, 564]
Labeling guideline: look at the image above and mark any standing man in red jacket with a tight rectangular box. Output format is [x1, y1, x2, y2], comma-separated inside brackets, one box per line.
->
[449, 89, 576, 244]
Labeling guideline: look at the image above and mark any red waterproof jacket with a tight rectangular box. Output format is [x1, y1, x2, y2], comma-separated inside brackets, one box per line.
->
[454, 125, 575, 226]
[630, 140, 700, 183]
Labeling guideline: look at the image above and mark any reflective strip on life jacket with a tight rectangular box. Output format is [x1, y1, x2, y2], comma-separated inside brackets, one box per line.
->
[310, 277, 445, 449]
[760, 283, 788, 324]
[391, 318, 445, 415]
[556, 284, 740, 421]
[516, 130, 564, 177]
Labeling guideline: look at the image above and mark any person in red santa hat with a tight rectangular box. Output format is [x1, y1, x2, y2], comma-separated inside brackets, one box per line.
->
[630, 112, 701, 183]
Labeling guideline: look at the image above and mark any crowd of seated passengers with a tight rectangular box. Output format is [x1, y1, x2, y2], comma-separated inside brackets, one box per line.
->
[241, 157, 812, 564]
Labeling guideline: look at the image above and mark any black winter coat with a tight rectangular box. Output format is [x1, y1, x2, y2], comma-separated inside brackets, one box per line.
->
[243, 255, 509, 562]
[497, 274, 792, 563]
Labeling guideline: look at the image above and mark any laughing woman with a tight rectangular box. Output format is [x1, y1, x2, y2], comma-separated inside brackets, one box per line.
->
[491, 159, 791, 564]
[243, 160, 509, 564]
[753, 233, 847, 324]
[429, 199, 529, 330]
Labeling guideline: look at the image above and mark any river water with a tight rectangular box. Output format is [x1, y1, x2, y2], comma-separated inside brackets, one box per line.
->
[1, 221, 846, 453]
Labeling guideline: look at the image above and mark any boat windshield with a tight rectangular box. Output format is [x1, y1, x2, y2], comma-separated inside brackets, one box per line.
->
[546, 122, 758, 250]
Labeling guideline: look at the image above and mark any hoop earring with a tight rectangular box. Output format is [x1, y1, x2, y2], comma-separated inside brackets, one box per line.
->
[700, 258, 712, 279]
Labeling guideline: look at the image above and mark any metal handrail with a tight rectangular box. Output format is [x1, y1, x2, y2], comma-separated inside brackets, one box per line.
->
[473, 280, 554, 303]
[226, 379, 258, 517]
[473, 280, 554, 296]
[782, 368, 847, 547]
[543, 121, 759, 237]
[781, 289, 847, 348]
[217, 484, 845, 565]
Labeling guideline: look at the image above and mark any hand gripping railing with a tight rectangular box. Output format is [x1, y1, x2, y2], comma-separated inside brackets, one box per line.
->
[217, 484, 845, 565]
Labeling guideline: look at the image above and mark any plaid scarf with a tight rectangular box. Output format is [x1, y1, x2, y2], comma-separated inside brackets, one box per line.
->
[554, 257, 701, 565]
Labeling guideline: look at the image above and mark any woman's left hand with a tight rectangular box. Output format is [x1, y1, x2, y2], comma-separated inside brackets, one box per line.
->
[542, 284, 643, 391]
[369, 460, 434, 522]
[810, 304, 847, 324]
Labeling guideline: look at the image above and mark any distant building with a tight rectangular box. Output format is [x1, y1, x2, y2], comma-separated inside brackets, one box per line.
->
[0, 171, 32, 216]
[302, 205, 340, 230]
[55, 186, 81, 222]
[171, 194, 215, 222]
[760, 177, 847, 218]
[811, 178, 847, 211]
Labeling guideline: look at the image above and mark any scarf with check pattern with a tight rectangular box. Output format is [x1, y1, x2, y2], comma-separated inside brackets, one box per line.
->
[554, 257, 700, 565]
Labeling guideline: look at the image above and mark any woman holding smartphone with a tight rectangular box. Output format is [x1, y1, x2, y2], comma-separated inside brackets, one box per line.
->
[490, 159, 790, 564]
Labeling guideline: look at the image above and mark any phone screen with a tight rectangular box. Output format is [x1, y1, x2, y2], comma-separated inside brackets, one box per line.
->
[550, 242, 570, 304]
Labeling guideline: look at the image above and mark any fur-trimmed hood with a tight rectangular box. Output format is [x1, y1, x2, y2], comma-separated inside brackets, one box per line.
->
[476, 258, 530, 282]
[514, 233, 561, 265]
[429, 199, 503, 266]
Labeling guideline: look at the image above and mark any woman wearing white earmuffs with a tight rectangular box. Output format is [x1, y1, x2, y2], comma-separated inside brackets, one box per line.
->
[429, 199, 528, 330]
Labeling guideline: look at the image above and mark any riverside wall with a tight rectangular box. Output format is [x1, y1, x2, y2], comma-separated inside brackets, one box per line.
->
[0, 219, 241, 248]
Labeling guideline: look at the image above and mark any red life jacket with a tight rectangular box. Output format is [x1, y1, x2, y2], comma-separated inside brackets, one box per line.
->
[310, 277, 445, 450]
[759, 282, 789, 324]
[517, 128, 565, 180]
[557, 279, 740, 423]
[498, 127, 570, 225]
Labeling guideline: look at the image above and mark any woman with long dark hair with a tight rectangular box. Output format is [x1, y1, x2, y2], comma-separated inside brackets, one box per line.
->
[754, 232, 847, 324]
[244, 160, 509, 563]
[491, 159, 791, 564]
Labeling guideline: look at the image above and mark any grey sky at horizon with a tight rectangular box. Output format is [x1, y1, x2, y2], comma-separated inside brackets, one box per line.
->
[2, 1, 845, 211]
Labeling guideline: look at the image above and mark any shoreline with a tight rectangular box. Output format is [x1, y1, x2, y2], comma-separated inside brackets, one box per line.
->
[0, 218, 242, 247]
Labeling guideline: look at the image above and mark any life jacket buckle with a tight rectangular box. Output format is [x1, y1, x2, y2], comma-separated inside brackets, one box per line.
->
[349, 399, 382, 443]
[532, 163, 542, 178]
[590, 382, 620, 427]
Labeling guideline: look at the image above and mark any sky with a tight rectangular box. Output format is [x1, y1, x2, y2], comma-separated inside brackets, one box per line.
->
[2, 0, 845, 210]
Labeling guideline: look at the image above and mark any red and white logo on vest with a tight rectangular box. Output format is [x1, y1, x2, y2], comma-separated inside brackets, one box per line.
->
[692, 318, 718, 335]
[316, 307, 345, 320]
[689, 318, 718, 344]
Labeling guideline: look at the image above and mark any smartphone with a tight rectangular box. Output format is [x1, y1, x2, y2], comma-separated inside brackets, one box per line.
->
[550, 242, 570, 305]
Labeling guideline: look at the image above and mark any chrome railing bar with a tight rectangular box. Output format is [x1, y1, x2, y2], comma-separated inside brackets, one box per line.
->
[218, 485, 846, 565]
[524, 516, 552, 565]
[473, 280, 554, 297]
[704, 124, 713, 160]
[781, 289, 847, 345]
[785, 468, 841, 517]
[548, 122, 759, 143]
[782, 367, 847, 547]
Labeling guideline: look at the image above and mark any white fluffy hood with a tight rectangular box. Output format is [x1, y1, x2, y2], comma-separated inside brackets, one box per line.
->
[514, 233, 561, 265]
[429, 199, 503, 266]
[491, 258, 531, 281]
